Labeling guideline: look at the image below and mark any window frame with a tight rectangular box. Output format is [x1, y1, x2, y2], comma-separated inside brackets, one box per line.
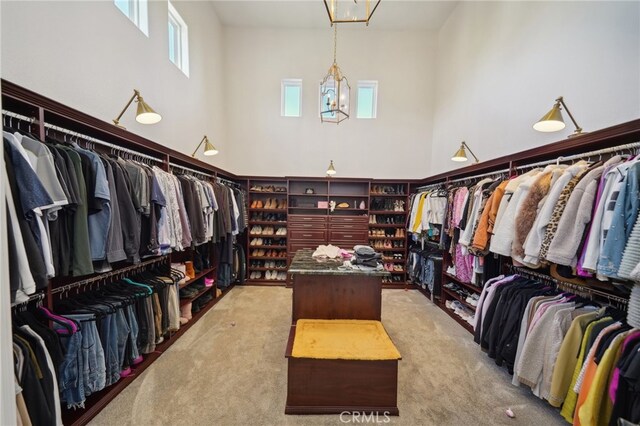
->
[356, 80, 378, 119]
[168, 1, 190, 77]
[281, 79, 303, 118]
[114, 0, 149, 37]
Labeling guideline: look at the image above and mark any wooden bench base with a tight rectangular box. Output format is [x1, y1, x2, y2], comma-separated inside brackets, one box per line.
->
[285, 326, 399, 416]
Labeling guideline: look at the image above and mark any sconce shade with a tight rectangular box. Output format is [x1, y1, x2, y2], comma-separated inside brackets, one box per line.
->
[451, 145, 468, 162]
[135, 97, 162, 124]
[203, 137, 218, 156]
[326, 160, 337, 175]
[533, 102, 566, 132]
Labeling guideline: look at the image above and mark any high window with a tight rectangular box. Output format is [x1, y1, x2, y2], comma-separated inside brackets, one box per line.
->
[281, 79, 302, 117]
[114, 0, 149, 36]
[168, 2, 190, 76]
[356, 81, 378, 119]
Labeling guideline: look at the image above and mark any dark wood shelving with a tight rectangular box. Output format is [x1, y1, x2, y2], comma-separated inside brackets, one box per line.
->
[289, 193, 329, 197]
[179, 267, 216, 288]
[329, 194, 370, 198]
[368, 236, 406, 240]
[248, 208, 288, 212]
[246, 279, 287, 285]
[248, 220, 287, 225]
[369, 194, 408, 197]
[442, 287, 477, 311]
[374, 247, 406, 252]
[370, 223, 407, 228]
[179, 287, 214, 306]
[369, 210, 408, 214]
[382, 258, 407, 263]
[441, 306, 474, 333]
[248, 267, 288, 272]
[248, 256, 288, 260]
[443, 272, 483, 292]
[289, 207, 327, 210]
[249, 234, 287, 238]
[330, 208, 368, 212]
[389, 270, 406, 275]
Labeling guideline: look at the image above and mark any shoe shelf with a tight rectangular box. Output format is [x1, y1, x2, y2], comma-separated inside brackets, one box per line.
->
[442, 287, 477, 311]
[248, 256, 286, 260]
[441, 305, 474, 333]
[443, 272, 483, 292]
[289, 193, 329, 197]
[329, 194, 370, 198]
[368, 236, 406, 240]
[249, 234, 287, 238]
[372, 247, 405, 251]
[381, 258, 407, 263]
[369, 210, 408, 214]
[389, 270, 406, 274]
[179, 287, 215, 307]
[330, 208, 368, 212]
[249, 245, 287, 249]
[179, 267, 216, 289]
[248, 220, 287, 225]
[369, 193, 407, 197]
[248, 208, 288, 213]
[249, 267, 288, 272]
[369, 223, 406, 228]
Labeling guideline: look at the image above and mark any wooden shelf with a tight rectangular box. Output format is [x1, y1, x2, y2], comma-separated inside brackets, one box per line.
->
[248, 256, 288, 260]
[443, 272, 483, 292]
[381, 258, 407, 263]
[369, 210, 408, 214]
[246, 279, 287, 285]
[442, 287, 478, 311]
[329, 194, 369, 198]
[179, 267, 216, 288]
[179, 287, 214, 306]
[289, 207, 327, 210]
[370, 223, 407, 228]
[374, 247, 406, 252]
[370, 194, 407, 197]
[248, 220, 287, 225]
[441, 305, 474, 334]
[368, 236, 406, 240]
[248, 245, 287, 249]
[330, 208, 368, 212]
[249, 234, 287, 238]
[289, 193, 328, 197]
[248, 208, 288, 212]
[248, 267, 288, 272]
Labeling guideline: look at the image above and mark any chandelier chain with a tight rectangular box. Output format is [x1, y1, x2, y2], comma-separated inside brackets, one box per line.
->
[333, 24, 337, 64]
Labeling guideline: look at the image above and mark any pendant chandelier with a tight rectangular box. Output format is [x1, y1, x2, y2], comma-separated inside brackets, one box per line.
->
[323, 0, 381, 26]
[320, 25, 350, 124]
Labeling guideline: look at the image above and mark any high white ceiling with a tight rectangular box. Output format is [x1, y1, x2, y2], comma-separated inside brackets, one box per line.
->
[210, 1, 459, 31]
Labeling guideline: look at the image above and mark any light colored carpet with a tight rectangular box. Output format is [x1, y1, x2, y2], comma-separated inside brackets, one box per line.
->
[89, 287, 564, 426]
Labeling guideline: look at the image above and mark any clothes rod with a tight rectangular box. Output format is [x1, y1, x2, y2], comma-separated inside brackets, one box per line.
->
[415, 182, 445, 192]
[51, 255, 169, 295]
[515, 140, 640, 171]
[508, 264, 628, 305]
[3, 108, 164, 163]
[447, 167, 511, 184]
[169, 162, 214, 179]
[10, 292, 46, 309]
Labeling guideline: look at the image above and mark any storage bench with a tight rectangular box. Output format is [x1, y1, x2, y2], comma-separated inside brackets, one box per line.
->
[285, 319, 401, 415]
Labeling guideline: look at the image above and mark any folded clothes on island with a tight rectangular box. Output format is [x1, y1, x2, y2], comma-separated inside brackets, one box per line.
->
[312, 244, 341, 259]
[351, 245, 383, 268]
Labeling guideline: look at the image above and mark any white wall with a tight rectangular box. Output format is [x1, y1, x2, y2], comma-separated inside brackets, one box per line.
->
[430, 1, 640, 175]
[222, 27, 436, 179]
[1, 0, 230, 169]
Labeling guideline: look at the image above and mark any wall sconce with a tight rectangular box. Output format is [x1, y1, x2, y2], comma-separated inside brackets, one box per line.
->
[191, 135, 218, 157]
[326, 160, 337, 176]
[533, 96, 585, 137]
[113, 89, 162, 129]
[451, 141, 479, 163]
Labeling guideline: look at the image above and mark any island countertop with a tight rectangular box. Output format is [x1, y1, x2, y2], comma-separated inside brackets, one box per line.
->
[288, 249, 390, 277]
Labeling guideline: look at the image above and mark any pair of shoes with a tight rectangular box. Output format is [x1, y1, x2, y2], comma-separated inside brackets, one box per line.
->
[395, 228, 405, 238]
[384, 263, 394, 272]
[265, 270, 286, 280]
[252, 249, 266, 257]
[250, 199, 264, 209]
[275, 227, 287, 235]
[250, 271, 263, 279]
[393, 264, 403, 272]
[250, 238, 264, 246]
[369, 214, 377, 224]
[393, 200, 405, 212]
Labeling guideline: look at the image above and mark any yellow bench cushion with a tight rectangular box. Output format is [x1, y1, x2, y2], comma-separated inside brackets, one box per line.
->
[291, 319, 401, 361]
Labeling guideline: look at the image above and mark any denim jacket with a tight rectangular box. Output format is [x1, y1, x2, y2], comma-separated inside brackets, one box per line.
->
[598, 161, 640, 278]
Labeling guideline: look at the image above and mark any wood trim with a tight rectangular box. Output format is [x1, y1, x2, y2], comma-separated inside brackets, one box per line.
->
[418, 119, 640, 184]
